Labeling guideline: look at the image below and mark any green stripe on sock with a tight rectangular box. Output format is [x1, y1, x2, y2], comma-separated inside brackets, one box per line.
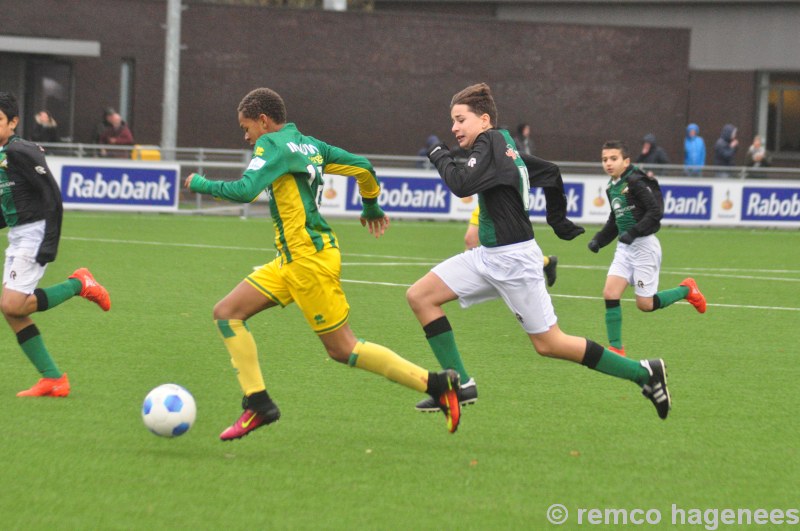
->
[216, 320, 236, 338]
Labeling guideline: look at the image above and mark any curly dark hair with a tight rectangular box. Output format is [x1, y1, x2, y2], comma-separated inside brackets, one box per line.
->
[0, 92, 19, 121]
[238, 88, 287, 124]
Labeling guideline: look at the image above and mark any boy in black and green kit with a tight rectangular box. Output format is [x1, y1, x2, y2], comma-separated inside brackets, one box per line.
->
[588, 140, 707, 357]
[0, 92, 111, 398]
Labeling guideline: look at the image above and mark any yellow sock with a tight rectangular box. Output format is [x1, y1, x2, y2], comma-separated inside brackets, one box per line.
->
[348, 340, 428, 392]
[215, 319, 266, 395]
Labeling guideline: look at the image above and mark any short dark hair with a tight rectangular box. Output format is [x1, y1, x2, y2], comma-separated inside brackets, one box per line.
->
[238, 88, 287, 124]
[602, 140, 629, 159]
[451, 83, 498, 127]
[0, 92, 19, 121]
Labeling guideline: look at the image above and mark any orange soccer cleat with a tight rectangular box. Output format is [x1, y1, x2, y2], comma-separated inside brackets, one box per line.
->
[680, 277, 707, 314]
[17, 373, 71, 397]
[608, 345, 627, 357]
[69, 268, 111, 311]
[435, 369, 462, 434]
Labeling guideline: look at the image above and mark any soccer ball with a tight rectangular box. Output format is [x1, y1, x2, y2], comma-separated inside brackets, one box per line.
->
[141, 384, 196, 437]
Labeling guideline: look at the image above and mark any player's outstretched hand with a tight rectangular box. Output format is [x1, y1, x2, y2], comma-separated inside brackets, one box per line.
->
[361, 213, 390, 238]
[184, 173, 196, 189]
[551, 219, 585, 241]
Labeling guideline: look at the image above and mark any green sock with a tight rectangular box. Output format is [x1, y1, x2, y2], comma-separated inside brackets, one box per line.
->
[596, 349, 649, 386]
[604, 301, 622, 348]
[654, 286, 690, 309]
[18, 324, 61, 378]
[582, 339, 649, 386]
[37, 279, 81, 311]
[424, 317, 470, 382]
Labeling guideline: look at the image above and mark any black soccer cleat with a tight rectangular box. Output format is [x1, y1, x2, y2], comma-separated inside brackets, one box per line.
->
[640, 359, 671, 420]
[416, 377, 478, 412]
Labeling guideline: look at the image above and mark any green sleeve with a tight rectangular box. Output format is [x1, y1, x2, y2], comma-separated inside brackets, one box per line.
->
[319, 142, 380, 200]
[189, 137, 288, 203]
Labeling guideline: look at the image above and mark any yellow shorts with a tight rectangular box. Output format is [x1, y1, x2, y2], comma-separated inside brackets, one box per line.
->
[245, 248, 350, 335]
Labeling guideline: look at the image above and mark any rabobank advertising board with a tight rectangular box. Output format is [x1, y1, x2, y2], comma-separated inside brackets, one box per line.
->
[47, 157, 180, 212]
[319, 169, 800, 228]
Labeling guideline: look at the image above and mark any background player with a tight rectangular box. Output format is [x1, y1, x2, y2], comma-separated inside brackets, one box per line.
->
[588, 140, 706, 356]
[0, 92, 111, 398]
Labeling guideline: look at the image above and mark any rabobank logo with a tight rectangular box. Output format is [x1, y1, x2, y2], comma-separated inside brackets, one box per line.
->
[346, 176, 450, 213]
[742, 187, 800, 221]
[527, 183, 583, 217]
[61, 165, 178, 207]
[662, 185, 712, 220]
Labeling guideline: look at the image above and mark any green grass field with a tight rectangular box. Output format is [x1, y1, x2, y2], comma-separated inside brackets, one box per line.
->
[1, 211, 797, 530]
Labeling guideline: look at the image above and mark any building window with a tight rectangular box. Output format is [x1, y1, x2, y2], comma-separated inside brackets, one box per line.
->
[764, 73, 800, 155]
[24, 58, 73, 141]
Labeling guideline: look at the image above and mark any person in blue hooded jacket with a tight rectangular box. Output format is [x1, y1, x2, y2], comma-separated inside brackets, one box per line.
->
[684, 123, 706, 176]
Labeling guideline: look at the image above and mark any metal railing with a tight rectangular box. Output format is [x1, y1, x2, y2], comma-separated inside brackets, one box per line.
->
[39, 142, 800, 180]
[39, 142, 800, 218]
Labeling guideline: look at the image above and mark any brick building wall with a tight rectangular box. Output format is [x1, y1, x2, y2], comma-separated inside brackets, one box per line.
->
[7, 0, 702, 163]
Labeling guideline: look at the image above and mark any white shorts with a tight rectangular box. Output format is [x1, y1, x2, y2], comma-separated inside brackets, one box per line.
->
[432, 239, 557, 334]
[607, 234, 662, 297]
[4, 221, 48, 294]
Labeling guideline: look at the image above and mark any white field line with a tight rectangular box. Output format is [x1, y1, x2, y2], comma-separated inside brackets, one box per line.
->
[340, 279, 800, 312]
[62, 236, 800, 311]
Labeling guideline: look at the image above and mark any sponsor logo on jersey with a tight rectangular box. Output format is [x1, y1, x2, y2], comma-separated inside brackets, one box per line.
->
[661, 185, 712, 220]
[255, 146, 265, 157]
[61, 165, 178, 208]
[467, 157, 477, 167]
[346, 176, 450, 213]
[247, 157, 266, 171]
[741, 187, 800, 221]
[286, 142, 320, 156]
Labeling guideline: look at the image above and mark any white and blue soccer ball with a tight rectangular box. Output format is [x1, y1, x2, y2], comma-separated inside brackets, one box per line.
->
[142, 384, 196, 437]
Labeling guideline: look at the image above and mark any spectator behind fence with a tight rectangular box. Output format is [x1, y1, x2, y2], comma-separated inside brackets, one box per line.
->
[712, 124, 739, 177]
[746, 135, 770, 178]
[684, 123, 706, 176]
[746, 135, 770, 167]
[513, 123, 534, 156]
[98, 110, 135, 158]
[29, 110, 59, 144]
[636, 133, 670, 177]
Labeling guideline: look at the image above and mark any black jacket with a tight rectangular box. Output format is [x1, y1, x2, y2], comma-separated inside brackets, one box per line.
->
[592, 166, 663, 249]
[0, 136, 63, 264]
[428, 129, 583, 246]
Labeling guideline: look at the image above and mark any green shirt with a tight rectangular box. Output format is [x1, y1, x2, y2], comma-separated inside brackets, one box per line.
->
[607, 167, 637, 234]
[190, 123, 379, 263]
